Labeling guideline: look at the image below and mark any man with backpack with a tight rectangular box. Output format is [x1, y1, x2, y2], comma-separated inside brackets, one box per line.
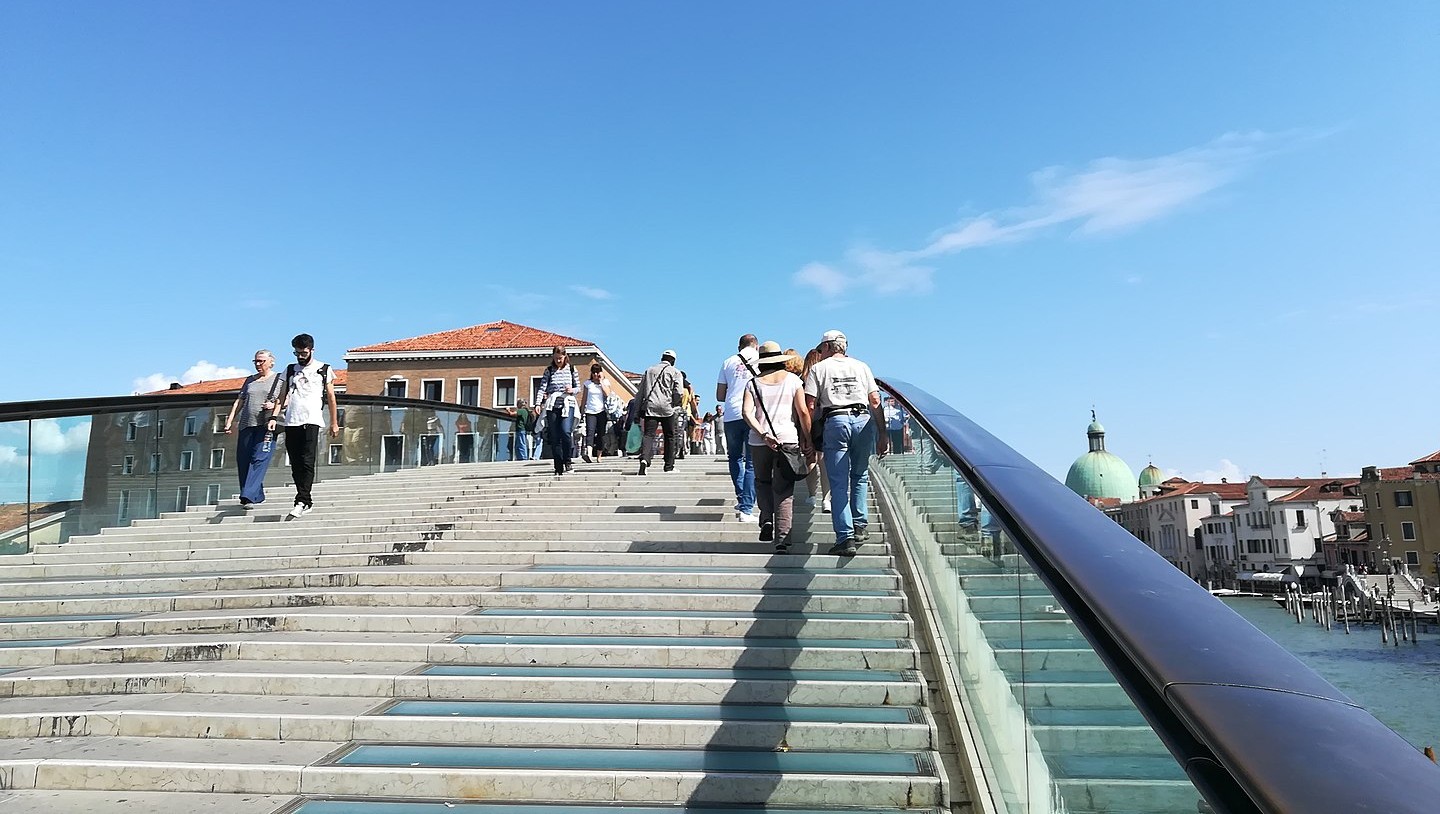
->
[275, 333, 338, 518]
[635, 349, 683, 475]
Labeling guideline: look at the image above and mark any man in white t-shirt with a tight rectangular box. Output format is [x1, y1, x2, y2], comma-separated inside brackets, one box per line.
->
[804, 329, 888, 556]
[275, 333, 339, 519]
[715, 333, 759, 522]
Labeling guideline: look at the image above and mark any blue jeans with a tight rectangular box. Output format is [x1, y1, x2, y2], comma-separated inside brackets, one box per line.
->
[515, 429, 530, 460]
[547, 409, 574, 472]
[724, 419, 755, 514]
[822, 412, 877, 545]
[954, 476, 995, 533]
[236, 426, 276, 504]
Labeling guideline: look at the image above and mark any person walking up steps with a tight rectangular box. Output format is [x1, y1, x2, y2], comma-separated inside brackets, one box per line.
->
[804, 329, 887, 556]
[635, 349, 683, 475]
[716, 334, 759, 523]
[742, 342, 812, 553]
[275, 333, 338, 519]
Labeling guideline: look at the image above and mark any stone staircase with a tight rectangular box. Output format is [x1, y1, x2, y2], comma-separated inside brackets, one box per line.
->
[0, 457, 948, 814]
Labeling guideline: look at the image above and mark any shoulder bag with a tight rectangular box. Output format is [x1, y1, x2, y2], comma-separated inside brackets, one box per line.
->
[749, 378, 809, 482]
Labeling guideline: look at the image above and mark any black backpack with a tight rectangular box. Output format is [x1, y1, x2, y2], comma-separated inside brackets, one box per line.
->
[287, 363, 332, 405]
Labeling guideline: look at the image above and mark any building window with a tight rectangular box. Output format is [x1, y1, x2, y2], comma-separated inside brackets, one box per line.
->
[118, 490, 131, 521]
[385, 379, 408, 399]
[1402, 521, 1416, 541]
[495, 377, 517, 408]
[1295, 510, 1306, 528]
[179, 450, 194, 471]
[183, 415, 200, 436]
[210, 448, 225, 469]
[176, 486, 190, 510]
[122, 455, 135, 475]
[1406, 550, 1420, 566]
[1190, 500, 1199, 509]
[212, 414, 227, 433]
[336, 408, 346, 428]
[126, 422, 138, 441]
[156, 420, 165, 439]
[205, 484, 221, 505]
[530, 376, 545, 405]
[328, 444, 343, 465]
[421, 379, 443, 402]
[1395, 490, 1414, 507]
[150, 452, 162, 473]
[144, 489, 157, 517]
[458, 379, 480, 407]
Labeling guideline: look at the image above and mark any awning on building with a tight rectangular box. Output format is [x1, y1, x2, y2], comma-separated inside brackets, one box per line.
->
[1239, 571, 1294, 582]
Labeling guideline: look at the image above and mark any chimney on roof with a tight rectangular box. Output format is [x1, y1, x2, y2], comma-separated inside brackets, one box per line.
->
[1220, 478, 1227, 483]
[169, 382, 182, 390]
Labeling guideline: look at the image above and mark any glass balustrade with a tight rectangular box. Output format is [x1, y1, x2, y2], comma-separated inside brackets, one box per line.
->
[874, 418, 1200, 814]
[0, 396, 517, 551]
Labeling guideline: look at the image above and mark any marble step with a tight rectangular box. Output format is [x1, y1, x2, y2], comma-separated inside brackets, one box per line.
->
[0, 631, 918, 671]
[0, 694, 933, 750]
[0, 735, 943, 806]
[0, 588, 905, 618]
[0, 606, 911, 642]
[1, 660, 924, 705]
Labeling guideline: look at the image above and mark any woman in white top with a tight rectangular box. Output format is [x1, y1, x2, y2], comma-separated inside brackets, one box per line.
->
[579, 364, 614, 463]
[742, 341, 813, 552]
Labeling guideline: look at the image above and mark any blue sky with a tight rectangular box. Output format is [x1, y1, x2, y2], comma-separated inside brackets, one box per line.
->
[2, 2, 1436, 484]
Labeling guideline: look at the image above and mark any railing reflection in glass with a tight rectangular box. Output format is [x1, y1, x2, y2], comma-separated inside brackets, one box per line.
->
[0, 396, 516, 553]
[875, 419, 1202, 814]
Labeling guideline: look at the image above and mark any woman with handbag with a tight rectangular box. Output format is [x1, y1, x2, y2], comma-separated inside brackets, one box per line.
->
[742, 341, 812, 552]
[222, 349, 281, 508]
[537, 346, 580, 476]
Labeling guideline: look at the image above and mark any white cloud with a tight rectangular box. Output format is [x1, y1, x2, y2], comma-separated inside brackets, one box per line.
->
[793, 262, 852, 299]
[31, 419, 90, 455]
[569, 285, 616, 301]
[0, 446, 18, 467]
[796, 131, 1294, 300]
[132, 360, 248, 394]
[1167, 459, 1245, 484]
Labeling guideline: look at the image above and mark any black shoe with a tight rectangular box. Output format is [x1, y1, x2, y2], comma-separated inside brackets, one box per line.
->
[773, 535, 790, 553]
[827, 539, 850, 555]
[852, 527, 870, 544]
[565, 463, 574, 472]
[581, 452, 592, 463]
[663, 465, 674, 472]
[839, 541, 859, 557]
[638, 462, 648, 475]
[759, 522, 774, 542]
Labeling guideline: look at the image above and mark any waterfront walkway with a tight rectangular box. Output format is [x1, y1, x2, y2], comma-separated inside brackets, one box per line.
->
[0, 457, 949, 813]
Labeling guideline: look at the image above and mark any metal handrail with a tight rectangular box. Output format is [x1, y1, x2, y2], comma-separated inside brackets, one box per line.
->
[879, 377, 1440, 814]
[0, 392, 514, 422]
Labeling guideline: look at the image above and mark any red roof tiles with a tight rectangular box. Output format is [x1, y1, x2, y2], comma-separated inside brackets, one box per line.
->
[349, 321, 590, 354]
[1410, 449, 1440, 465]
[150, 370, 348, 396]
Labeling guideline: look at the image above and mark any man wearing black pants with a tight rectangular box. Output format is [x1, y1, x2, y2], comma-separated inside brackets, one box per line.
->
[276, 333, 339, 519]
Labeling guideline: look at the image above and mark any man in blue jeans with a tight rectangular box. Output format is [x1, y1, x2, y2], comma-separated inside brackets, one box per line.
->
[715, 334, 759, 523]
[804, 329, 888, 556]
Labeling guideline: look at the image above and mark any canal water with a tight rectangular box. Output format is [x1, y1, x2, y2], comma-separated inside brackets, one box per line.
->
[1222, 596, 1440, 751]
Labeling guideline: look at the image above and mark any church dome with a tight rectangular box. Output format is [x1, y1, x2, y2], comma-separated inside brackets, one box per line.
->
[1138, 462, 1165, 489]
[1064, 413, 1139, 503]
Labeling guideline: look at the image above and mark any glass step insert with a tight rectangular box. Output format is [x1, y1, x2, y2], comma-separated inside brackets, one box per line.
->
[421, 665, 908, 682]
[294, 801, 935, 814]
[0, 613, 134, 622]
[332, 744, 926, 775]
[382, 700, 915, 724]
[471, 608, 900, 620]
[1050, 753, 1188, 781]
[529, 565, 891, 575]
[451, 634, 905, 649]
[0, 638, 86, 648]
[1006, 670, 1117, 684]
[499, 587, 898, 596]
[1028, 707, 1148, 727]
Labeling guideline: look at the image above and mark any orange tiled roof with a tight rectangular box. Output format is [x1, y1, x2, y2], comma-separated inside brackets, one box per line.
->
[1137, 481, 1248, 503]
[1410, 449, 1440, 465]
[1333, 511, 1366, 523]
[150, 370, 348, 395]
[349, 321, 590, 354]
[1272, 482, 1360, 503]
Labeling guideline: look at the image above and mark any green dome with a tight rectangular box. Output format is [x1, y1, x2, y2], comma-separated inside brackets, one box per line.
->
[1066, 451, 1140, 502]
[1064, 413, 1138, 502]
[1138, 463, 1165, 489]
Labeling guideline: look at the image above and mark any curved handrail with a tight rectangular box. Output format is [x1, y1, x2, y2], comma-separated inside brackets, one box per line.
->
[880, 378, 1440, 814]
[0, 392, 514, 422]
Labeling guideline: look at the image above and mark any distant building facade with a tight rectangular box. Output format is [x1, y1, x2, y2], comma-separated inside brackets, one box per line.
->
[1359, 450, 1440, 585]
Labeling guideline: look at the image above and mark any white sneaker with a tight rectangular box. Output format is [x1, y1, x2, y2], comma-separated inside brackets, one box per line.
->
[288, 503, 312, 519]
[242, 503, 258, 511]
[736, 511, 758, 523]
[821, 496, 831, 513]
